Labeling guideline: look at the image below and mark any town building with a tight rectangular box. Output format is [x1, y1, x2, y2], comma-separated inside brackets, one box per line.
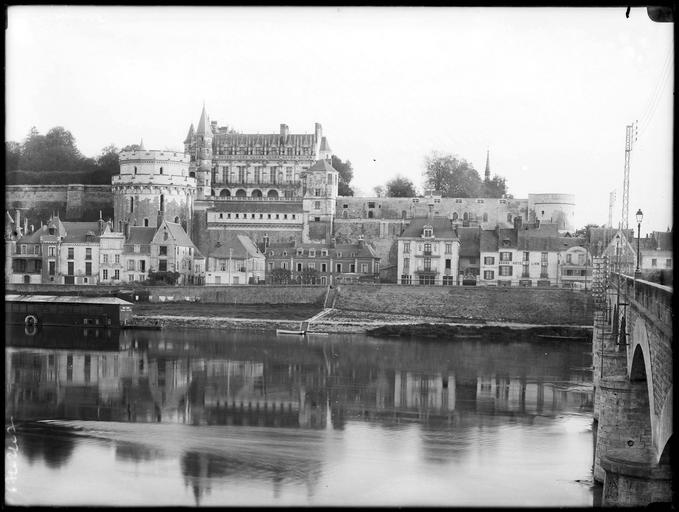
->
[396, 216, 460, 285]
[457, 226, 481, 284]
[148, 220, 205, 285]
[264, 239, 380, 285]
[204, 232, 265, 285]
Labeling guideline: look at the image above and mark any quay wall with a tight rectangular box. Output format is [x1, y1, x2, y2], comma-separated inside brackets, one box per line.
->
[7, 283, 594, 325]
[334, 284, 594, 325]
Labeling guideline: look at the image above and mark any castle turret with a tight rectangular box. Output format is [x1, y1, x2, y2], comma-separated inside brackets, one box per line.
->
[195, 104, 214, 199]
[319, 136, 332, 161]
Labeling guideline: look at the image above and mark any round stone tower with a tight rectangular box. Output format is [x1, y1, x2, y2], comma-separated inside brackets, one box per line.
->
[112, 147, 196, 236]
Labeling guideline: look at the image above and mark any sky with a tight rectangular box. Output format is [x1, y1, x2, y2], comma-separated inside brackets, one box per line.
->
[5, 6, 674, 234]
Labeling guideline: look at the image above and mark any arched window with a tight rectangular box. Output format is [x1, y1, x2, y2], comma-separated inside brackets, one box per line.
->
[220, 189, 230, 197]
[452, 212, 458, 221]
[174, 216, 179, 223]
[463, 212, 469, 221]
[144, 218, 149, 227]
[159, 167, 163, 175]
[251, 189, 262, 198]
[236, 189, 247, 197]
[134, 166, 137, 175]
[267, 190, 279, 199]
[130, 197, 134, 213]
[368, 211, 374, 219]
[160, 194, 164, 211]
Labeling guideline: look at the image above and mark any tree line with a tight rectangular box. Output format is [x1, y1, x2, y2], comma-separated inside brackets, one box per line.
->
[5, 126, 141, 186]
[373, 151, 510, 198]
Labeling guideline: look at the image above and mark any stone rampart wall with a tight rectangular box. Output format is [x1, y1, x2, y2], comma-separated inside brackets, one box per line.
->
[6, 184, 113, 223]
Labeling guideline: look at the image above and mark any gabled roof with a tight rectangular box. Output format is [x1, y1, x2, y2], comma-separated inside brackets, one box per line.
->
[156, 221, 196, 248]
[308, 159, 337, 173]
[206, 232, 263, 260]
[400, 216, 456, 239]
[16, 225, 48, 244]
[61, 222, 101, 244]
[214, 133, 317, 147]
[126, 227, 156, 246]
[457, 227, 481, 257]
[264, 241, 378, 259]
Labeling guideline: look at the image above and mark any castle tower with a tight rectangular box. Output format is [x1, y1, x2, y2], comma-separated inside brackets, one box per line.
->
[194, 104, 214, 200]
[112, 146, 196, 236]
[300, 159, 339, 242]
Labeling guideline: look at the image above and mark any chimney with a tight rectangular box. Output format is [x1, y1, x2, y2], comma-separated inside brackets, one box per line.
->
[314, 123, 322, 141]
[358, 235, 364, 247]
[24, 217, 28, 235]
[280, 123, 289, 140]
[513, 216, 522, 231]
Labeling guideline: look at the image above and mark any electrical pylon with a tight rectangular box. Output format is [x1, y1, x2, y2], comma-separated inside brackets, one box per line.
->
[620, 123, 637, 232]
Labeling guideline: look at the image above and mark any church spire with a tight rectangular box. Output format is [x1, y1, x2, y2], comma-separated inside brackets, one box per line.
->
[484, 148, 490, 181]
[184, 123, 195, 144]
[139, 138, 145, 150]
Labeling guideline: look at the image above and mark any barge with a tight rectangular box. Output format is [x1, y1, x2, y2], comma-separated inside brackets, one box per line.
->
[5, 294, 134, 329]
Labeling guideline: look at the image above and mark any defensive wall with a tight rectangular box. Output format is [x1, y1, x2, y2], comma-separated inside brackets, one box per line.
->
[6, 184, 113, 224]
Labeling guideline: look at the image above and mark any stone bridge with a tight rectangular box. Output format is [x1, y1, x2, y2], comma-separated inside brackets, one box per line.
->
[591, 257, 673, 506]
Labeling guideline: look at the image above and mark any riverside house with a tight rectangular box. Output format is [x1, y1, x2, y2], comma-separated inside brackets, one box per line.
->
[396, 216, 460, 285]
[265, 239, 380, 285]
[204, 232, 266, 285]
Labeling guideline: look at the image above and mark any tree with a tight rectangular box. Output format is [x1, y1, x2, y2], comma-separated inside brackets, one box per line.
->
[121, 144, 142, 152]
[20, 126, 83, 174]
[300, 267, 320, 284]
[331, 155, 354, 196]
[270, 267, 291, 285]
[482, 174, 509, 198]
[373, 185, 385, 198]
[423, 151, 483, 198]
[6, 141, 21, 171]
[96, 144, 121, 176]
[386, 175, 416, 197]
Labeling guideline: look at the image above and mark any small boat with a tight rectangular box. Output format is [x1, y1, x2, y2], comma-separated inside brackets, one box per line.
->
[306, 332, 329, 336]
[276, 329, 306, 336]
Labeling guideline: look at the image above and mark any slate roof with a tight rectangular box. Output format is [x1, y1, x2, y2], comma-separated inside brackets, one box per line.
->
[126, 227, 156, 246]
[214, 133, 317, 147]
[61, 222, 102, 243]
[210, 201, 303, 214]
[400, 216, 456, 239]
[265, 241, 378, 259]
[206, 232, 262, 260]
[163, 221, 196, 248]
[479, 230, 498, 252]
[308, 159, 338, 173]
[457, 227, 481, 257]
[195, 105, 211, 136]
[16, 225, 48, 244]
[184, 123, 194, 144]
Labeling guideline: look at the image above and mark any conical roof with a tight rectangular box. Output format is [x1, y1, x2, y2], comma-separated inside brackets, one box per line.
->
[196, 104, 211, 137]
[308, 159, 337, 173]
[319, 136, 332, 153]
[184, 123, 195, 144]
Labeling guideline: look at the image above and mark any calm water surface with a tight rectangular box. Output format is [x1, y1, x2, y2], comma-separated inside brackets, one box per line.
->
[5, 326, 597, 506]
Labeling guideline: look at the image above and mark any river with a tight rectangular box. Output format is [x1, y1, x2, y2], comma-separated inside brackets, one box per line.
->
[5, 325, 599, 506]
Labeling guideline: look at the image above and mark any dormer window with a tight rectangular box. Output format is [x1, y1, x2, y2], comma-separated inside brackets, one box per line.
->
[283, 251, 288, 257]
[297, 249, 303, 256]
[423, 226, 433, 238]
[502, 238, 511, 247]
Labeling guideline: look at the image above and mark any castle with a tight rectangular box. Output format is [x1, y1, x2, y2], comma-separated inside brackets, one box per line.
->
[6, 104, 577, 283]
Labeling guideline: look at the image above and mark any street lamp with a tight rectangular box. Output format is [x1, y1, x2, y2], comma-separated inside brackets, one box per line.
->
[635, 209, 643, 275]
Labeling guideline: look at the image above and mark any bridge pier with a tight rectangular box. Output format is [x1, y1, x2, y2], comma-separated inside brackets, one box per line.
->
[601, 449, 673, 506]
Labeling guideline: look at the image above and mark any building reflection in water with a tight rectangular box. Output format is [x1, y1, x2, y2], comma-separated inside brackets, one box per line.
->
[6, 327, 592, 502]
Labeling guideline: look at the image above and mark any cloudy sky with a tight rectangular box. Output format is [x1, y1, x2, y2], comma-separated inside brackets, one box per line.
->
[6, 6, 673, 233]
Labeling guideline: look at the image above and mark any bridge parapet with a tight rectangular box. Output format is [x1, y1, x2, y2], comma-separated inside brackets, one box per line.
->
[613, 273, 673, 331]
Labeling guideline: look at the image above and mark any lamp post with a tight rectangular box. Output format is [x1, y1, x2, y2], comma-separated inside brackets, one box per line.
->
[635, 209, 643, 277]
